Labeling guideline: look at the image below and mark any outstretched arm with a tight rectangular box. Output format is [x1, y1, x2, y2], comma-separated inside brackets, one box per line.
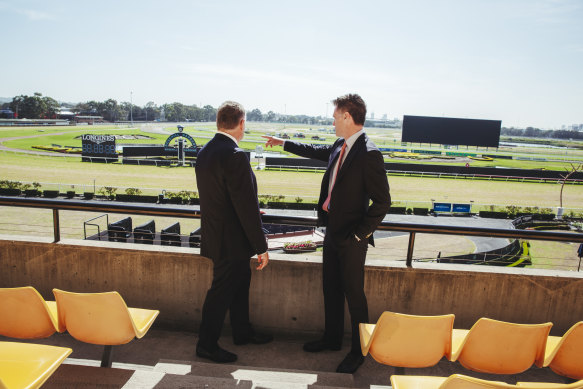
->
[263, 135, 336, 162]
[262, 135, 284, 148]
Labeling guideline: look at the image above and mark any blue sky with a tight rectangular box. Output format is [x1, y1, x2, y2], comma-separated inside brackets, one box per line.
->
[1, 0, 581, 128]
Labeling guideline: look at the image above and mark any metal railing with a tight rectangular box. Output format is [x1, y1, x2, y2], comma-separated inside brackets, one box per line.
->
[1, 195, 582, 268]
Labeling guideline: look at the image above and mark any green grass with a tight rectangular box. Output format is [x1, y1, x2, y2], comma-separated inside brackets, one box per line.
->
[5, 123, 582, 172]
[2, 124, 582, 271]
[2, 124, 583, 210]
[527, 241, 582, 271]
[1, 150, 582, 211]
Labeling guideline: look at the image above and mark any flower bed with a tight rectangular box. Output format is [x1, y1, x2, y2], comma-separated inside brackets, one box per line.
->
[283, 241, 317, 253]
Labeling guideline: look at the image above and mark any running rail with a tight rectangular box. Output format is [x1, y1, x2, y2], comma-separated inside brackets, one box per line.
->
[1, 196, 582, 268]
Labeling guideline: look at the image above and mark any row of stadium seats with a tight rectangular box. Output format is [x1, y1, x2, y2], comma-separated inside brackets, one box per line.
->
[361, 312, 583, 382]
[0, 286, 159, 369]
[391, 374, 583, 389]
[107, 217, 201, 247]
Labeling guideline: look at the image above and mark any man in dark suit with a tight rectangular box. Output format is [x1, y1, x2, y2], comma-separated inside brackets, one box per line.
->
[264, 93, 390, 373]
[195, 101, 272, 363]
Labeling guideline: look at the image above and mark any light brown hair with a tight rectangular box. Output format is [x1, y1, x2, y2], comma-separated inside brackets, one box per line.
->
[216, 101, 245, 130]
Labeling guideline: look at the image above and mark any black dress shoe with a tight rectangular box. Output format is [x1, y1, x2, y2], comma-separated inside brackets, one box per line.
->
[303, 339, 342, 353]
[336, 352, 364, 374]
[196, 345, 237, 363]
[233, 332, 274, 345]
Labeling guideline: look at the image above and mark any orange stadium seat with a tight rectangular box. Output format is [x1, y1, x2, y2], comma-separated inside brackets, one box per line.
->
[360, 311, 454, 373]
[53, 288, 159, 367]
[450, 318, 552, 374]
[0, 286, 58, 339]
[543, 321, 583, 380]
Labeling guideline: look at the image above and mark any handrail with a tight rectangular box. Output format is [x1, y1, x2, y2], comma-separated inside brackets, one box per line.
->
[1, 195, 582, 267]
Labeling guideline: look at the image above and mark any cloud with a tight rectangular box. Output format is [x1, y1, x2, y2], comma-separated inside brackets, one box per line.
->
[18, 8, 54, 21]
[0, 2, 55, 21]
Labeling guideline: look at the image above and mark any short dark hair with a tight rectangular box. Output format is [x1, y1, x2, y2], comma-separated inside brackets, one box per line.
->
[332, 94, 366, 125]
[216, 101, 245, 130]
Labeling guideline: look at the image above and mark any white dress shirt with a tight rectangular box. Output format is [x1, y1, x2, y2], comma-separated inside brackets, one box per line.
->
[217, 131, 238, 145]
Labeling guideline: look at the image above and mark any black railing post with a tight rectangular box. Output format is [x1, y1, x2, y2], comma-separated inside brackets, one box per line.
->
[53, 209, 60, 243]
[406, 232, 415, 267]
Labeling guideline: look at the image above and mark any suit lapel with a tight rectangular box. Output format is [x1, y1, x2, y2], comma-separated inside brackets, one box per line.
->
[327, 139, 344, 170]
[335, 134, 365, 183]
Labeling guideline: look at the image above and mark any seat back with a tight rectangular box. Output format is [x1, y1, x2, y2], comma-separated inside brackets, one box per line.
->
[546, 322, 583, 380]
[366, 311, 455, 368]
[0, 286, 57, 339]
[53, 289, 136, 345]
[455, 318, 552, 374]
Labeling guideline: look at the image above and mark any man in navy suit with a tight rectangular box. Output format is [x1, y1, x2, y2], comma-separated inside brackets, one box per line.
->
[264, 94, 391, 373]
[195, 101, 272, 363]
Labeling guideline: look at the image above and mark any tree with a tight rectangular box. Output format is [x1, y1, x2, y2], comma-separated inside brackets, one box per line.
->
[8, 93, 60, 119]
[202, 105, 216, 122]
[41, 96, 60, 118]
[247, 108, 263, 122]
[144, 101, 159, 121]
[10, 93, 44, 119]
[100, 99, 118, 121]
[559, 163, 583, 208]
[266, 111, 276, 122]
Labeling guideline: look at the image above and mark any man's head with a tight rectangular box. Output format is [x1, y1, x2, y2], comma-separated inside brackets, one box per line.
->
[332, 94, 366, 138]
[217, 101, 246, 141]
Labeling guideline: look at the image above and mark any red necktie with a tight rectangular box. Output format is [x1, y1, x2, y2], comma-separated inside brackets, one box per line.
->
[322, 142, 347, 212]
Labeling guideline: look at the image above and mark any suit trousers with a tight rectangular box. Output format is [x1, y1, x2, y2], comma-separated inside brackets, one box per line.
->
[197, 256, 252, 351]
[322, 234, 369, 354]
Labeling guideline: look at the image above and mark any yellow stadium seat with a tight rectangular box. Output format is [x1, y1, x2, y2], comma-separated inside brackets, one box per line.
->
[516, 381, 583, 388]
[450, 318, 552, 374]
[390, 375, 448, 389]
[0, 286, 58, 339]
[360, 311, 455, 373]
[390, 374, 519, 388]
[0, 341, 72, 389]
[543, 322, 583, 380]
[52, 289, 159, 367]
[391, 374, 583, 389]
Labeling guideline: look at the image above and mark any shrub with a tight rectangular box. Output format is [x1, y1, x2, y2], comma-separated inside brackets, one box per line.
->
[125, 187, 143, 196]
[98, 186, 117, 199]
[0, 180, 22, 189]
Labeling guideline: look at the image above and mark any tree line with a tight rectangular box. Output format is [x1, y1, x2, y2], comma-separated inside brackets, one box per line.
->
[0, 93, 334, 125]
[501, 126, 583, 141]
[2, 93, 580, 139]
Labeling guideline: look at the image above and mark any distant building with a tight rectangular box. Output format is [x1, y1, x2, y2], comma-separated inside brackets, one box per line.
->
[0, 109, 14, 119]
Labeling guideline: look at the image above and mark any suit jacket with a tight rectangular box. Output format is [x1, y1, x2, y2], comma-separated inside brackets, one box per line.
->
[284, 134, 391, 246]
[195, 133, 267, 260]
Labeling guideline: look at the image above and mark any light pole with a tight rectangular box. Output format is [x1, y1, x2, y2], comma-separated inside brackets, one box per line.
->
[130, 92, 134, 126]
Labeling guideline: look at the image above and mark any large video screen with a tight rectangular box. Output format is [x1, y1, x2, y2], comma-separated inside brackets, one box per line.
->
[402, 115, 501, 147]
